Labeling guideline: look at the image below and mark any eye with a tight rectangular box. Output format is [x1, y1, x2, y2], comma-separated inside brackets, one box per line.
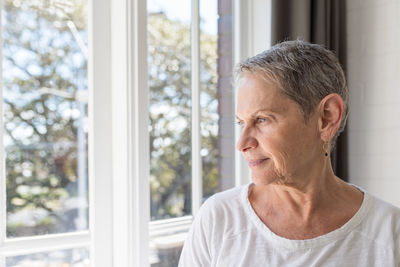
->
[256, 117, 268, 124]
[236, 120, 244, 127]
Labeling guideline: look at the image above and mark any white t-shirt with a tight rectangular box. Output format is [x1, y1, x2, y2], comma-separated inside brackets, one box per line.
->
[178, 183, 400, 267]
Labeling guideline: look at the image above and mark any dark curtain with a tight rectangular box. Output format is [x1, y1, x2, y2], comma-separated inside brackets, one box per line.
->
[270, 0, 348, 181]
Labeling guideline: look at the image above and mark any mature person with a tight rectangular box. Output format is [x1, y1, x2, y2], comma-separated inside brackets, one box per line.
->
[178, 40, 400, 266]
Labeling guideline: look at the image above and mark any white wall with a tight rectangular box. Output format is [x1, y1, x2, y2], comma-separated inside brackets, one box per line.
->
[346, 0, 400, 207]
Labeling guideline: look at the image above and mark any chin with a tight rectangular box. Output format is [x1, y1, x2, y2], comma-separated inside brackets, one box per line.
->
[251, 172, 280, 185]
[251, 170, 283, 185]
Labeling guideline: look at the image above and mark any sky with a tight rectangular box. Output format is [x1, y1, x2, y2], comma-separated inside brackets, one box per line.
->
[147, 0, 218, 35]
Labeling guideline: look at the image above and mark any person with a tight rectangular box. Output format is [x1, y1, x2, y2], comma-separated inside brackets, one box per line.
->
[178, 40, 400, 266]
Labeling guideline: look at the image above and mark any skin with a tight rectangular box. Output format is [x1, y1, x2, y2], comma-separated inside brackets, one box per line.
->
[236, 73, 363, 240]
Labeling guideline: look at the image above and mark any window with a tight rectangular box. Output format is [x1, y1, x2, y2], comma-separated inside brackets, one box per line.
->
[147, 0, 233, 266]
[148, 0, 193, 221]
[0, 0, 113, 266]
[0, 0, 91, 265]
[4, 0, 89, 238]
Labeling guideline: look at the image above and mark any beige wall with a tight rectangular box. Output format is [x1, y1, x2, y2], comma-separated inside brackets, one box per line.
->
[346, 0, 400, 207]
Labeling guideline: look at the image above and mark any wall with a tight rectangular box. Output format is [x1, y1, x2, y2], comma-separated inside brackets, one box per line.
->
[217, 0, 235, 190]
[346, 0, 400, 207]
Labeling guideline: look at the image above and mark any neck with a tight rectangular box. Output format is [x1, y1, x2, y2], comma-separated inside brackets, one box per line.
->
[250, 159, 360, 222]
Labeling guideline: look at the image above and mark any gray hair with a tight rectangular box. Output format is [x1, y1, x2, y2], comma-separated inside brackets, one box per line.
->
[234, 40, 348, 148]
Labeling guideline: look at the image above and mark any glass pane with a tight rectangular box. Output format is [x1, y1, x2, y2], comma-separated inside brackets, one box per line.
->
[148, 0, 192, 221]
[200, 0, 219, 200]
[148, 0, 192, 266]
[6, 247, 89, 267]
[3, 0, 89, 237]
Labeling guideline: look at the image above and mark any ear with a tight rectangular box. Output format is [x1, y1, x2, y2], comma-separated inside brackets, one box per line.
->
[317, 93, 344, 141]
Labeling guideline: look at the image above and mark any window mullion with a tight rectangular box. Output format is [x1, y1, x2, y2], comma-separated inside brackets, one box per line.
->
[111, 0, 149, 266]
[111, 0, 131, 266]
[191, 0, 202, 216]
[89, 0, 113, 266]
[131, 0, 150, 265]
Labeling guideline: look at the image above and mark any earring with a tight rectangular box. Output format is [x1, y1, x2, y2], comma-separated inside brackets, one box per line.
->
[323, 141, 329, 157]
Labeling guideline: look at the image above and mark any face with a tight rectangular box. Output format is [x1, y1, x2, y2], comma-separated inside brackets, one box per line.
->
[236, 74, 321, 185]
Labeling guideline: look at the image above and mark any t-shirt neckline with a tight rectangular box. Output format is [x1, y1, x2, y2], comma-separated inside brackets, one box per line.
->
[241, 182, 372, 250]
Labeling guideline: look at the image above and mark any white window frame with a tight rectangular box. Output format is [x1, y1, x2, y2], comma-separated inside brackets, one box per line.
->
[111, 0, 149, 265]
[0, 0, 113, 266]
[110, 0, 202, 265]
[109, 0, 222, 265]
[89, 0, 113, 266]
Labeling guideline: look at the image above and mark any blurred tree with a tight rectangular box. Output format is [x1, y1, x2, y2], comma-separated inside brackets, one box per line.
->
[3, 0, 219, 232]
[3, 0, 88, 236]
[148, 13, 219, 220]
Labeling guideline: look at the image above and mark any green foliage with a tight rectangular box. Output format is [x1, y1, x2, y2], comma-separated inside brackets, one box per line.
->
[4, 0, 220, 232]
[149, 13, 219, 220]
[4, 0, 88, 237]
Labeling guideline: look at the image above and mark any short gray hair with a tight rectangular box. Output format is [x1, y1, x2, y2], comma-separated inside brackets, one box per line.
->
[235, 40, 348, 148]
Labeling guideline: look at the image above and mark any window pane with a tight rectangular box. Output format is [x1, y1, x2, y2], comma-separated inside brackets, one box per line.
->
[200, 0, 219, 200]
[148, 0, 192, 221]
[6, 247, 89, 267]
[3, 0, 89, 237]
[147, 0, 233, 266]
[148, 0, 192, 266]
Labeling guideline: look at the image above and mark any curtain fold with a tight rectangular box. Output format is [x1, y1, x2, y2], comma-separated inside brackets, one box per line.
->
[270, 0, 348, 180]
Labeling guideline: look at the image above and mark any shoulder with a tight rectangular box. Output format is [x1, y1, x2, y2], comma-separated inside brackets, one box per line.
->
[197, 184, 248, 221]
[367, 194, 400, 230]
[350, 184, 400, 227]
[203, 184, 246, 206]
[179, 184, 251, 266]
[365, 193, 400, 225]
[189, 184, 252, 240]
[357, 191, 400, 254]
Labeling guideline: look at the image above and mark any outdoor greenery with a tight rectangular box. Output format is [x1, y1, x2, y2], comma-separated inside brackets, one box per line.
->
[4, 0, 88, 237]
[149, 13, 219, 220]
[4, 0, 220, 233]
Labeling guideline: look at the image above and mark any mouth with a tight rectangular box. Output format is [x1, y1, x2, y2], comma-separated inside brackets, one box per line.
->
[247, 158, 269, 167]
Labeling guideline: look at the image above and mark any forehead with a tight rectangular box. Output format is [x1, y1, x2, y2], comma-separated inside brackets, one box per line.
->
[236, 74, 292, 116]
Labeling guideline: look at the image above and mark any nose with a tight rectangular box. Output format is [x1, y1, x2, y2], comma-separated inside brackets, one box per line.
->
[236, 126, 258, 153]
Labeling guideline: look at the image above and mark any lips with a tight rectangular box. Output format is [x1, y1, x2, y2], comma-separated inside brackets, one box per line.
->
[247, 158, 269, 167]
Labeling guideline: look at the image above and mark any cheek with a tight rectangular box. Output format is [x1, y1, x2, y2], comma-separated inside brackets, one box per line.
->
[278, 128, 318, 174]
[270, 143, 291, 176]
[264, 130, 302, 176]
[255, 131, 289, 176]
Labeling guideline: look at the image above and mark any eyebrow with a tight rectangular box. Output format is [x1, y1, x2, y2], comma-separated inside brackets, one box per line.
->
[236, 108, 279, 120]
